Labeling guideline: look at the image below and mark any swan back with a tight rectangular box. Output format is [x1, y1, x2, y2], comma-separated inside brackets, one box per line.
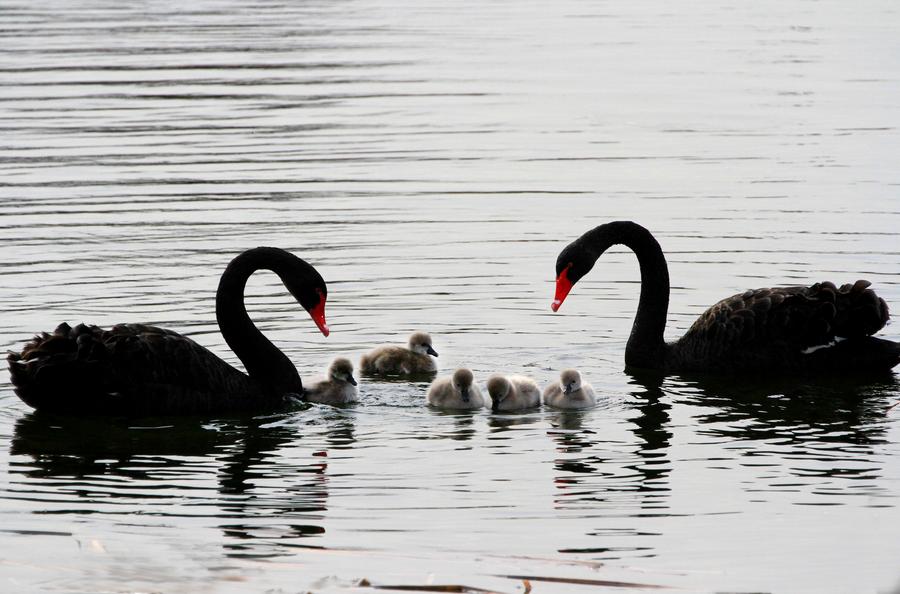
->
[7, 322, 266, 415]
[671, 280, 894, 372]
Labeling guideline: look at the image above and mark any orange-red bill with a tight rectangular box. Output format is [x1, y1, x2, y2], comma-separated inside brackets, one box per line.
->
[551, 265, 573, 312]
[309, 290, 330, 336]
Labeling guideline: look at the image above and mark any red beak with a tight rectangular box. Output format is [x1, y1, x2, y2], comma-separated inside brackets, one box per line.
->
[551, 265, 573, 312]
[309, 290, 330, 337]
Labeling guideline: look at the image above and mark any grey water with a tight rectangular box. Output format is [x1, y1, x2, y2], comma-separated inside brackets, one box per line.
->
[1, 1, 899, 592]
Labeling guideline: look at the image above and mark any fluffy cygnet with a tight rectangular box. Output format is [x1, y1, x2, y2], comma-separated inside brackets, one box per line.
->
[359, 331, 438, 376]
[304, 358, 359, 405]
[427, 368, 485, 410]
[542, 369, 596, 409]
[487, 374, 541, 412]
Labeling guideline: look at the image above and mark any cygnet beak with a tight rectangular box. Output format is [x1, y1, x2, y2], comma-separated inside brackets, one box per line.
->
[426, 345, 439, 357]
[347, 375, 358, 386]
[491, 395, 503, 411]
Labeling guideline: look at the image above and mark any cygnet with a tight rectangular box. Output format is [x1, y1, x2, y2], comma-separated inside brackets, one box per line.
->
[304, 357, 359, 405]
[542, 369, 596, 409]
[360, 331, 438, 376]
[427, 368, 485, 410]
[487, 374, 541, 412]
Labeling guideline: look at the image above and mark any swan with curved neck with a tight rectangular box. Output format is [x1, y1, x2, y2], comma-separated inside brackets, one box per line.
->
[7, 247, 331, 415]
[552, 221, 899, 373]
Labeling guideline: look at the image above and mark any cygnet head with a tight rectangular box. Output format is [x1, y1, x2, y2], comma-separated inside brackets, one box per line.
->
[408, 331, 438, 357]
[329, 357, 357, 385]
[560, 369, 582, 394]
[451, 368, 474, 402]
[486, 375, 511, 410]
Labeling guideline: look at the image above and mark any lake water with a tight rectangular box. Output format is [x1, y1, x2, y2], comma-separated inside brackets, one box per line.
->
[1, 1, 899, 592]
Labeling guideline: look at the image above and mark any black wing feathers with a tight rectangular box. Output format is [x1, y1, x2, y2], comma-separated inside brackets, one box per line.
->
[8, 322, 262, 414]
[679, 280, 890, 362]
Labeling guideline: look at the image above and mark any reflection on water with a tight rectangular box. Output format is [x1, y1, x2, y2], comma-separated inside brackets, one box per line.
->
[626, 376, 673, 511]
[9, 412, 345, 561]
[2, 0, 900, 592]
[673, 375, 896, 503]
[679, 374, 895, 447]
[4, 369, 900, 591]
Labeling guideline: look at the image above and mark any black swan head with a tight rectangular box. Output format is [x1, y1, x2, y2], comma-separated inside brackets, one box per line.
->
[283, 255, 329, 337]
[552, 241, 594, 312]
[549, 221, 898, 374]
[552, 221, 644, 312]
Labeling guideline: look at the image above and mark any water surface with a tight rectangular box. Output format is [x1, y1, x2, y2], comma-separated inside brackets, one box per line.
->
[1, 1, 899, 593]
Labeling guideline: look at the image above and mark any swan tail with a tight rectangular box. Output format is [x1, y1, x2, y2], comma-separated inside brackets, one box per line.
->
[803, 336, 900, 372]
[822, 280, 890, 338]
[8, 323, 115, 412]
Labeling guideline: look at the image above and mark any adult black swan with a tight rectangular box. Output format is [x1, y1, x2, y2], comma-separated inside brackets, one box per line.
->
[551, 221, 900, 373]
[7, 247, 330, 415]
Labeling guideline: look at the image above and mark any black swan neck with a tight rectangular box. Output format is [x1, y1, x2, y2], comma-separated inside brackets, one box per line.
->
[215, 248, 304, 396]
[584, 222, 670, 369]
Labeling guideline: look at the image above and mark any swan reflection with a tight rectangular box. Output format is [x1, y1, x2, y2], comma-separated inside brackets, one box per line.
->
[8, 409, 356, 559]
[656, 372, 895, 495]
[670, 373, 895, 448]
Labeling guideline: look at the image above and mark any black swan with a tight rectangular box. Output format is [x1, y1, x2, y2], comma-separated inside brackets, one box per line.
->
[551, 221, 900, 373]
[7, 247, 330, 415]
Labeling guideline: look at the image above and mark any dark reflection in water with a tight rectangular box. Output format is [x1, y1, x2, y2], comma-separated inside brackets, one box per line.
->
[664, 373, 896, 497]
[544, 372, 897, 559]
[8, 411, 357, 559]
[546, 412, 606, 504]
[10, 412, 231, 480]
[546, 400, 670, 559]
[547, 378, 675, 510]
[625, 374, 673, 509]
[673, 373, 895, 447]
[424, 409, 478, 442]
[487, 412, 541, 432]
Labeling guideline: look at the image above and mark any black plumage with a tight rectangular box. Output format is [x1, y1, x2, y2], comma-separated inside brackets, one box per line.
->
[7, 247, 330, 415]
[553, 221, 899, 373]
